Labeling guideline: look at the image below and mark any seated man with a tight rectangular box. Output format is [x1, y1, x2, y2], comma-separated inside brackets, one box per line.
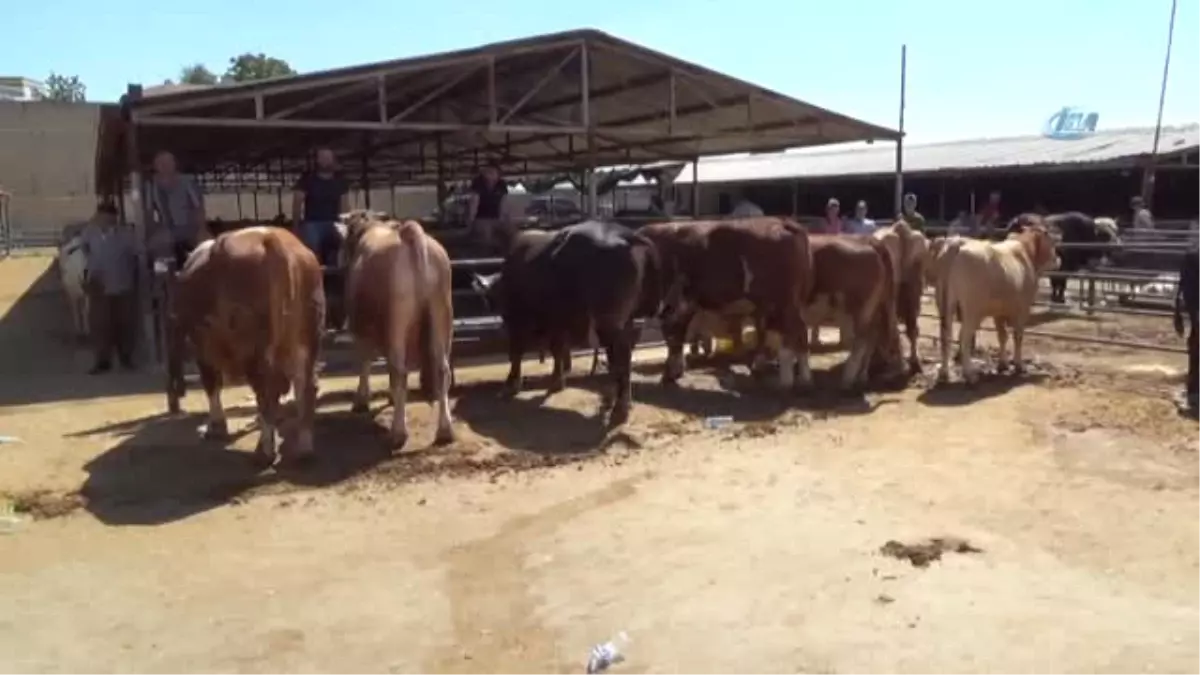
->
[292, 147, 349, 266]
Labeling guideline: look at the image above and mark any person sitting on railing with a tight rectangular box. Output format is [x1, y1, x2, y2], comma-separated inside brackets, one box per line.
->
[145, 150, 209, 270]
[1174, 246, 1198, 410]
[896, 192, 926, 233]
[465, 162, 513, 252]
[291, 147, 349, 267]
[846, 200, 876, 235]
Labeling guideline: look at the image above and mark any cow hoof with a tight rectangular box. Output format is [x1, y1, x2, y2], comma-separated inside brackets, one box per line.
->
[606, 404, 631, 428]
[1013, 363, 1027, 376]
[908, 358, 923, 376]
[250, 449, 277, 471]
[433, 427, 456, 446]
[936, 368, 950, 384]
[351, 400, 370, 414]
[547, 378, 566, 394]
[388, 431, 409, 451]
[203, 420, 230, 441]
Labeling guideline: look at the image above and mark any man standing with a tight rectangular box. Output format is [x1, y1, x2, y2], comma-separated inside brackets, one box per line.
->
[146, 150, 208, 270]
[846, 200, 877, 235]
[292, 148, 350, 267]
[465, 162, 512, 251]
[82, 202, 142, 374]
[1175, 247, 1198, 410]
[897, 192, 926, 233]
[822, 198, 844, 234]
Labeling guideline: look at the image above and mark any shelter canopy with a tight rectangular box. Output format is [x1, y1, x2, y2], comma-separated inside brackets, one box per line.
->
[96, 29, 898, 190]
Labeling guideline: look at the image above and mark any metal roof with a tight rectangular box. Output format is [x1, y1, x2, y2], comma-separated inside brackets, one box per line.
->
[678, 124, 1200, 184]
[96, 29, 898, 192]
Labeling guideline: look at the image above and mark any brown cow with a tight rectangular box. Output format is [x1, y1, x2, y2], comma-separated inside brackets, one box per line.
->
[804, 235, 903, 391]
[643, 217, 814, 390]
[872, 220, 931, 373]
[165, 226, 324, 467]
[339, 211, 455, 448]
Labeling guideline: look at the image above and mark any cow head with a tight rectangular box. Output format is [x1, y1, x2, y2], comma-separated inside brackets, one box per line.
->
[1014, 224, 1060, 273]
[472, 272, 504, 313]
[336, 209, 388, 268]
[1093, 217, 1122, 267]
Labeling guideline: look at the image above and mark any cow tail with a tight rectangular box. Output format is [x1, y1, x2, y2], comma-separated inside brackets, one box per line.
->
[263, 234, 297, 374]
[399, 221, 436, 399]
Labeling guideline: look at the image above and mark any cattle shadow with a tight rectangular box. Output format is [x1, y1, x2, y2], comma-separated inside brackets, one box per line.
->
[0, 259, 165, 407]
[916, 371, 1047, 407]
[69, 391, 398, 526]
[452, 377, 618, 455]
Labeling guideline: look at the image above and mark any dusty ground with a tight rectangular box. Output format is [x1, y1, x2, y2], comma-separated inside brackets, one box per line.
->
[0, 253, 1196, 674]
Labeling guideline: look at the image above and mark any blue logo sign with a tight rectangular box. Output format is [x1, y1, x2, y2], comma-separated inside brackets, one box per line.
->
[1043, 106, 1100, 140]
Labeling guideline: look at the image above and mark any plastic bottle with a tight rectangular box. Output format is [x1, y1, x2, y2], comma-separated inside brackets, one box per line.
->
[586, 631, 630, 674]
[703, 415, 734, 429]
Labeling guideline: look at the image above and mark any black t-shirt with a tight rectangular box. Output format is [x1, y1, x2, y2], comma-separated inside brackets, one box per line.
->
[471, 175, 508, 219]
[295, 172, 348, 223]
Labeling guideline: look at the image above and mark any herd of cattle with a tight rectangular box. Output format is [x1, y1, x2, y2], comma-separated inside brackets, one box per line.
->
[55, 210, 1133, 468]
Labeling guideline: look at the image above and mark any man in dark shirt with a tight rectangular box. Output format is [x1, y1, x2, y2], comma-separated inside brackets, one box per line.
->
[1174, 247, 1199, 409]
[466, 163, 512, 251]
[292, 148, 349, 266]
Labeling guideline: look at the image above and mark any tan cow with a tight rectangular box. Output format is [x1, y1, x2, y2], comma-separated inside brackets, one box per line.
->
[340, 211, 455, 448]
[872, 220, 931, 373]
[931, 221, 1059, 384]
[165, 226, 324, 467]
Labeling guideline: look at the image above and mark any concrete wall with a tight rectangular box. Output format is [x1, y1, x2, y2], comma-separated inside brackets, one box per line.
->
[0, 101, 100, 245]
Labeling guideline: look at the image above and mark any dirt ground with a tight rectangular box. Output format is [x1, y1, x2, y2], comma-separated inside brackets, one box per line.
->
[0, 253, 1196, 674]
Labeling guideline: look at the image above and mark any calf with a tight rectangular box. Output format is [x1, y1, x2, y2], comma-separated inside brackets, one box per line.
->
[932, 219, 1059, 384]
[165, 227, 325, 467]
[1171, 243, 1200, 408]
[1008, 212, 1118, 304]
[340, 211, 455, 449]
[57, 234, 90, 339]
[642, 217, 814, 390]
[473, 220, 661, 426]
[805, 235, 903, 391]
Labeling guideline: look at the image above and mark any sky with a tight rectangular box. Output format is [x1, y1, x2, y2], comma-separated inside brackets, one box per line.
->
[7, 0, 1198, 143]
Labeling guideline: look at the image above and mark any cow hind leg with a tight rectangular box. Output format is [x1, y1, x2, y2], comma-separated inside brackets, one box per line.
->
[250, 378, 280, 469]
[994, 318, 1011, 373]
[386, 347, 410, 450]
[502, 326, 525, 398]
[352, 345, 373, 414]
[199, 363, 229, 440]
[283, 356, 318, 463]
[597, 324, 634, 427]
[959, 314, 983, 385]
[423, 307, 455, 446]
[548, 332, 568, 393]
[1012, 318, 1028, 375]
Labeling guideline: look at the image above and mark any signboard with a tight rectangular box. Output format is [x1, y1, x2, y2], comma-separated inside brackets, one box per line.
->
[1043, 106, 1100, 140]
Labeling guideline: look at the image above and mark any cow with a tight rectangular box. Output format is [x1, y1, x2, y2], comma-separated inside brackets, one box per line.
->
[472, 220, 661, 426]
[932, 219, 1060, 385]
[57, 233, 90, 339]
[872, 220, 932, 373]
[804, 234, 904, 391]
[339, 211, 455, 449]
[1171, 243, 1200, 408]
[1007, 212, 1119, 304]
[641, 217, 814, 390]
[165, 226, 325, 467]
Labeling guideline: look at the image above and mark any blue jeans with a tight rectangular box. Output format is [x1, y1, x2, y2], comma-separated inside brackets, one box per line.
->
[300, 221, 339, 267]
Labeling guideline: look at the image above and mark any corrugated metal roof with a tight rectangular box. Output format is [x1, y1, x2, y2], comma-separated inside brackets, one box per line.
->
[677, 124, 1199, 184]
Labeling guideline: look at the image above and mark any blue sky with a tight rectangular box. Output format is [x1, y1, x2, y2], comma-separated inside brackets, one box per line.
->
[8, 0, 1198, 142]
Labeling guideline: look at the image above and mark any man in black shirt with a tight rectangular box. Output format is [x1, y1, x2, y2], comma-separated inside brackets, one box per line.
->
[465, 163, 512, 251]
[292, 148, 349, 266]
[1175, 246, 1199, 409]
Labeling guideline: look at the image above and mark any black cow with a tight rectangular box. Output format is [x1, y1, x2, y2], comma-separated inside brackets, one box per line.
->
[1171, 243, 1200, 408]
[1008, 211, 1120, 304]
[472, 220, 661, 426]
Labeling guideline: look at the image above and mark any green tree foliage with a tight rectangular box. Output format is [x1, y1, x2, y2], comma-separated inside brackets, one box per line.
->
[222, 53, 297, 82]
[178, 64, 219, 85]
[40, 73, 87, 103]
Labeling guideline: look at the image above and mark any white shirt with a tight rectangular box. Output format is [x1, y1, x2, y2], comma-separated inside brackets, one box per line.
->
[848, 217, 877, 235]
[730, 200, 764, 218]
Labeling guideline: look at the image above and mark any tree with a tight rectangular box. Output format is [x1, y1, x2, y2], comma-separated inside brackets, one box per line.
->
[223, 53, 296, 83]
[40, 73, 86, 103]
[178, 64, 219, 86]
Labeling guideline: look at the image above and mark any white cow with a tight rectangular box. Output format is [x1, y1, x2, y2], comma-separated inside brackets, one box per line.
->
[57, 234, 90, 339]
[930, 224, 1060, 384]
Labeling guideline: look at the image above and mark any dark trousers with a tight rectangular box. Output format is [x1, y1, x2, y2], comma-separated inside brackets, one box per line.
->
[90, 289, 137, 367]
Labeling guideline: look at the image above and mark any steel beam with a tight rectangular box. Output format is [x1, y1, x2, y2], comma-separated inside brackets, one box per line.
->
[497, 47, 578, 126]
